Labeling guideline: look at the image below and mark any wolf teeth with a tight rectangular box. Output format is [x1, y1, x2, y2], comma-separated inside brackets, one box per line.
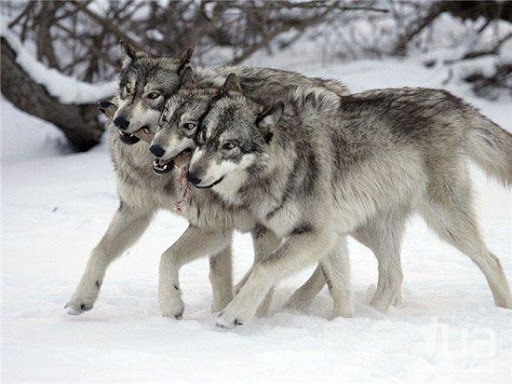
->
[118, 130, 134, 138]
[152, 159, 169, 170]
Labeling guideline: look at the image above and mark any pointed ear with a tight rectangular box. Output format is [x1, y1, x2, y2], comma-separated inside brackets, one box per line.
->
[222, 73, 243, 97]
[180, 65, 196, 86]
[98, 101, 117, 120]
[177, 47, 194, 75]
[120, 41, 149, 68]
[256, 102, 283, 143]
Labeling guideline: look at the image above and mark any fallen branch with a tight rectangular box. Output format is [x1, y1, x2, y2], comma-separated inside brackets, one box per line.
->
[1, 37, 106, 151]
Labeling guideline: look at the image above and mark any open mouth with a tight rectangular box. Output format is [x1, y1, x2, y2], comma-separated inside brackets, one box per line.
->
[118, 126, 151, 145]
[194, 176, 224, 189]
[152, 148, 193, 175]
[152, 157, 175, 174]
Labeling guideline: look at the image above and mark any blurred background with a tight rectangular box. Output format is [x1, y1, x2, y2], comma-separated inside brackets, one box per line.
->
[1, 0, 511, 151]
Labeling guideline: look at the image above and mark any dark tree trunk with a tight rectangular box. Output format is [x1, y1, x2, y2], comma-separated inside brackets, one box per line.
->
[1, 37, 106, 152]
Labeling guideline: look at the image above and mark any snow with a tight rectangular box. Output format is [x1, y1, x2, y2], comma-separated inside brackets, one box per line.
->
[0, 21, 116, 104]
[2, 55, 512, 383]
[0, 98, 68, 162]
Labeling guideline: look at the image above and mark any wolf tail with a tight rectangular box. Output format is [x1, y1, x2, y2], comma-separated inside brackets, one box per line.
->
[466, 111, 512, 188]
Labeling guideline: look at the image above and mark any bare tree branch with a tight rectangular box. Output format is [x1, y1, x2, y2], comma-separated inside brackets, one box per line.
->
[71, 0, 146, 52]
[1, 36, 106, 151]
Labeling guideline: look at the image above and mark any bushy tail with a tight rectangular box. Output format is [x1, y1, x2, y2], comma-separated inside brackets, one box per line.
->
[466, 112, 512, 187]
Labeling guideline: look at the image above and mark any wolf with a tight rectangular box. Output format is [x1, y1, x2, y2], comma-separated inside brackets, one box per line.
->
[66, 98, 267, 317]
[65, 42, 352, 317]
[151, 66, 414, 314]
[66, 98, 354, 319]
[187, 74, 512, 328]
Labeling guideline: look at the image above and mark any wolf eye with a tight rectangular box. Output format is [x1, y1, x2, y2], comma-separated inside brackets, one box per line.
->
[222, 141, 237, 150]
[183, 122, 196, 131]
[147, 92, 161, 100]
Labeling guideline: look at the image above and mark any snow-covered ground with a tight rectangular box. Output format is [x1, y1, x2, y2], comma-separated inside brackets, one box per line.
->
[2, 56, 512, 383]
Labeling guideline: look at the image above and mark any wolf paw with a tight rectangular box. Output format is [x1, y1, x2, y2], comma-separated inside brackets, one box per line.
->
[332, 301, 353, 319]
[159, 292, 184, 319]
[215, 304, 252, 329]
[393, 290, 404, 306]
[216, 313, 244, 329]
[65, 300, 94, 315]
[65, 281, 101, 315]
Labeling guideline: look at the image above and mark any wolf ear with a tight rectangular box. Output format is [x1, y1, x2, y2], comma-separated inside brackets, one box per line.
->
[256, 102, 283, 143]
[180, 65, 196, 85]
[120, 41, 149, 68]
[177, 47, 194, 75]
[98, 101, 117, 120]
[222, 73, 243, 97]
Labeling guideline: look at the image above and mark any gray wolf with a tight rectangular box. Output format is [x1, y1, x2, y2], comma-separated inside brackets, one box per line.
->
[65, 43, 351, 317]
[67, 99, 350, 319]
[188, 75, 512, 328]
[67, 98, 271, 318]
[151, 66, 413, 315]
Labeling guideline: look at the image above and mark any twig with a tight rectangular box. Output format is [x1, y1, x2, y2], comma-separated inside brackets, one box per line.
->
[71, 1, 145, 52]
[8, 2, 34, 29]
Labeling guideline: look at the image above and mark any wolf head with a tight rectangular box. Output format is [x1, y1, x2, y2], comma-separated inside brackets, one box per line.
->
[113, 42, 193, 134]
[149, 66, 219, 174]
[188, 74, 283, 189]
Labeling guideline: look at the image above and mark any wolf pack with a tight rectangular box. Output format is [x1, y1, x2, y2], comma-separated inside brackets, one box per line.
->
[65, 42, 512, 328]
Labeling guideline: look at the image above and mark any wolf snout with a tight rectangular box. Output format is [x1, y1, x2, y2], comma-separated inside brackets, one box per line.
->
[149, 144, 165, 158]
[187, 172, 202, 186]
[114, 115, 130, 130]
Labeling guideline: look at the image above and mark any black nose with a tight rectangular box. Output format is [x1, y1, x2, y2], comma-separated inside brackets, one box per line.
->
[187, 172, 202, 185]
[149, 145, 165, 158]
[114, 116, 130, 130]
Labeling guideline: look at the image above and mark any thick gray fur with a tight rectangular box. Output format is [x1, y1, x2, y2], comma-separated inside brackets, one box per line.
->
[66, 44, 351, 318]
[189, 81, 512, 327]
[152, 67, 421, 317]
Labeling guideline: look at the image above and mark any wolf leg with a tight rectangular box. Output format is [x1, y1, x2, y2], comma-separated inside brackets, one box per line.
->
[66, 202, 154, 315]
[352, 208, 408, 312]
[284, 243, 352, 316]
[320, 236, 353, 318]
[159, 226, 231, 318]
[283, 266, 325, 311]
[235, 266, 276, 317]
[234, 226, 282, 317]
[285, 208, 408, 313]
[217, 228, 335, 328]
[420, 183, 512, 309]
[209, 246, 233, 313]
